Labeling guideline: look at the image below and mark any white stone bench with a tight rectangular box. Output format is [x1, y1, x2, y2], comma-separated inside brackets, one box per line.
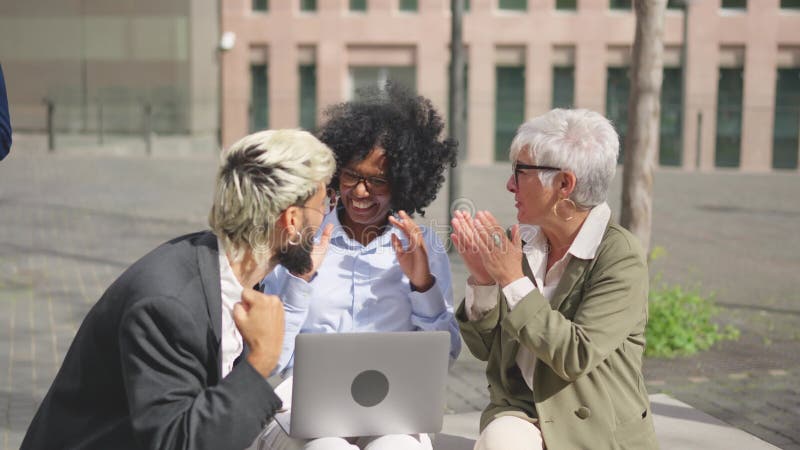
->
[433, 394, 781, 450]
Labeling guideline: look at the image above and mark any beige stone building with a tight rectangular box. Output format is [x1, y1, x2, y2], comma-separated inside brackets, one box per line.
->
[221, 0, 800, 172]
[0, 0, 219, 140]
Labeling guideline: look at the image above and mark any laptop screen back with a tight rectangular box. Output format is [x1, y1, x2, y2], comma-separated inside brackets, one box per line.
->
[289, 331, 450, 439]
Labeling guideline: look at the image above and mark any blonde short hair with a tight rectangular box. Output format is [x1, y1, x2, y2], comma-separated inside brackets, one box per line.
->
[209, 129, 335, 264]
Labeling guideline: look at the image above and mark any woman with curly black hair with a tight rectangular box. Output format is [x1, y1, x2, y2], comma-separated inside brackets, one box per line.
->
[255, 83, 460, 450]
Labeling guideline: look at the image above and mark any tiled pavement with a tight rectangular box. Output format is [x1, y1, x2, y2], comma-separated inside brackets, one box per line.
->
[2, 137, 799, 449]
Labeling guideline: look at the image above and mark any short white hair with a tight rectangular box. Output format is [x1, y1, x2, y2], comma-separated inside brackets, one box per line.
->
[209, 129, 335, 264]
[509, 108, 619, 209]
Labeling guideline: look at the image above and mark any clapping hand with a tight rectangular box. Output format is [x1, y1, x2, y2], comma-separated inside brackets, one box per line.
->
[388, 210, 435, 292]
[451, 210, 524, 288]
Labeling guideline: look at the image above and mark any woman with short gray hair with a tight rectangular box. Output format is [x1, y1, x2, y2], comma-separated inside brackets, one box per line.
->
[452, 109, 658, 449]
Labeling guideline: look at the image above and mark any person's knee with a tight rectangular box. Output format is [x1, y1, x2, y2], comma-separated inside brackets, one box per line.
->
[474, 416, 543, 450]
[303, 437, 357, 450]
[361, 433, 431, 450]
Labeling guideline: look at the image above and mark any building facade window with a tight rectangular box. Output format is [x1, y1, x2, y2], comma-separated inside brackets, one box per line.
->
[499, 0, 527, 11]
[552, 66, 574, 109]
[349, 67, 416, 100]
[556, 0, 577, 10]
[399, 0, 418, 11]
[606, 67, 630, 163]
[660, 68, 683, 166]
[610, 0, 632, 10]
[350, 0, 367, 11]
[299, 65, 317, 132]
[666, 0, 682, 9]
[781, 0, 800, 8]
[495, 66, 525, 161]
[250, 64, 268, 132]
[300, 0, 317, 11]
[721, 0, 746, 9]
[772, 68, 800, 169]
[253, 0, 268, 11]
[715, 68, 744, 168]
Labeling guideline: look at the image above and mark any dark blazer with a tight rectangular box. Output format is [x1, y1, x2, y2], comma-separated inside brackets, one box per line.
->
[0, 64, 11, 160]
[21, 231, 282, 450]
[458, 223, 658, 450]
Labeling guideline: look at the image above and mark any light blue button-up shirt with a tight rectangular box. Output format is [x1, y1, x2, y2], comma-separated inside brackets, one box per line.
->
[263, 209, 461, 376]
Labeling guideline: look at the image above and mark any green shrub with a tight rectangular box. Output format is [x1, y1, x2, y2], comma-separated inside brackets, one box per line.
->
[645, 283, 739, 357]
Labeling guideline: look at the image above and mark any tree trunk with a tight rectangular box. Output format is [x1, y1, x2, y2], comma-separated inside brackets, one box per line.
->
[620, 0, 667, 254]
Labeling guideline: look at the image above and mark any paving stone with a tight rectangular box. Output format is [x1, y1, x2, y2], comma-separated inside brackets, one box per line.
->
[2, 148, 800, 450]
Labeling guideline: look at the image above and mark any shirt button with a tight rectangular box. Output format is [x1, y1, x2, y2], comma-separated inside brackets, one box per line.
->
[575, 406, 591, 419]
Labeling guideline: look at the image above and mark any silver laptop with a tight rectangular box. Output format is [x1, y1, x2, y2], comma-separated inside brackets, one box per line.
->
[274, 331, 450, 439]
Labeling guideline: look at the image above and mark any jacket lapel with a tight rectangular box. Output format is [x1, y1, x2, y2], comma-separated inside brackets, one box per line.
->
[196, 232, 222, 344]
[549, 256, 590, 311]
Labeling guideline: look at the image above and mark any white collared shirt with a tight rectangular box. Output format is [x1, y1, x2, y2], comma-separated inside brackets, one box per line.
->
[218, 238, 245, 379]
[465, 202, 611, 390]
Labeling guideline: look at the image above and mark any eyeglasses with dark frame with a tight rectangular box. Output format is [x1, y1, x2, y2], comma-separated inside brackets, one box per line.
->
[338, 168, 390, 194]
[512, 162, 562, 187]
[301, 187, 338, 216]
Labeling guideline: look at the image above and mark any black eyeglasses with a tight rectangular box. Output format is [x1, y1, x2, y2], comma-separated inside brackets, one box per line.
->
[301, 187, 338, 216]
[512, 162, 562, 187]
[338, 168, 390, 194]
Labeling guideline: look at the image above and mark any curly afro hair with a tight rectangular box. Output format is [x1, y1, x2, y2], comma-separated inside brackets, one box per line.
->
[316, 82, 458, 217]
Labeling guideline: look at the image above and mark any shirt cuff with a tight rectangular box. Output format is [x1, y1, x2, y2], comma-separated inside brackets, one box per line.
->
[501, 277, 536, 311]
[281, 272, 314, 309]
[408, 275, 447, 318]
[465, 280, 499, 321]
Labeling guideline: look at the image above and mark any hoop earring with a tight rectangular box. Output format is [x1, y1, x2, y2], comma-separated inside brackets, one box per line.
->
[287, 230, 302, 246]
[553, 198, 576, 222]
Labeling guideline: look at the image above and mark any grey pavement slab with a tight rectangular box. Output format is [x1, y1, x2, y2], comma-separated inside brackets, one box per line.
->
[2, 138, 800, 449]
[436, 394, 782, 450]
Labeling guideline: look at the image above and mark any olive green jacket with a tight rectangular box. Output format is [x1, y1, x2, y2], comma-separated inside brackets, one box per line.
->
[457, 223, 658, 450]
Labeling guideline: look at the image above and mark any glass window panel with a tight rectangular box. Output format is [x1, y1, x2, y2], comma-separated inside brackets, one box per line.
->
[253, 0, 268, 11]
[610, 0, 632, 9]
[499, 0, 527, 11]
[552, 67, 574, 109]
[659, 68, 683, 166]
[772, 68, 800, 169]
[495, 66, 525, 161]
[299, 65, 317, 132]
[667, 0, 682, 9]
[781, 0, 800, 8]
[715, 68, 743, 168]
[606, 67, 630, 163]
[556, 0, 577, 10]
[250, 64, 268, 132]
[400, 0, 418, 11]
[349, 67, 416, 100]
[300, 0, 316, 11]
[721, 0, 746, 9]
[350, 0, 367, 11]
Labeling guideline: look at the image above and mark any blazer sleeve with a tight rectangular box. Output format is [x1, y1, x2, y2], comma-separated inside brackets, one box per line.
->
[456, 298, 501, 362]
[502, 231, 649, 382]
[119, 296, 282, 450]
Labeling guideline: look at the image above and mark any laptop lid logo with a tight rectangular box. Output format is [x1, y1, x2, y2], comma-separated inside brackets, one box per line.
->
[351, 370, 389, 407]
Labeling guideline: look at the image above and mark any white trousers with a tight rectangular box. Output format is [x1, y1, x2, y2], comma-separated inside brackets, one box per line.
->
[254, 420, 433, 450]
[473, 416, 545, 450]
